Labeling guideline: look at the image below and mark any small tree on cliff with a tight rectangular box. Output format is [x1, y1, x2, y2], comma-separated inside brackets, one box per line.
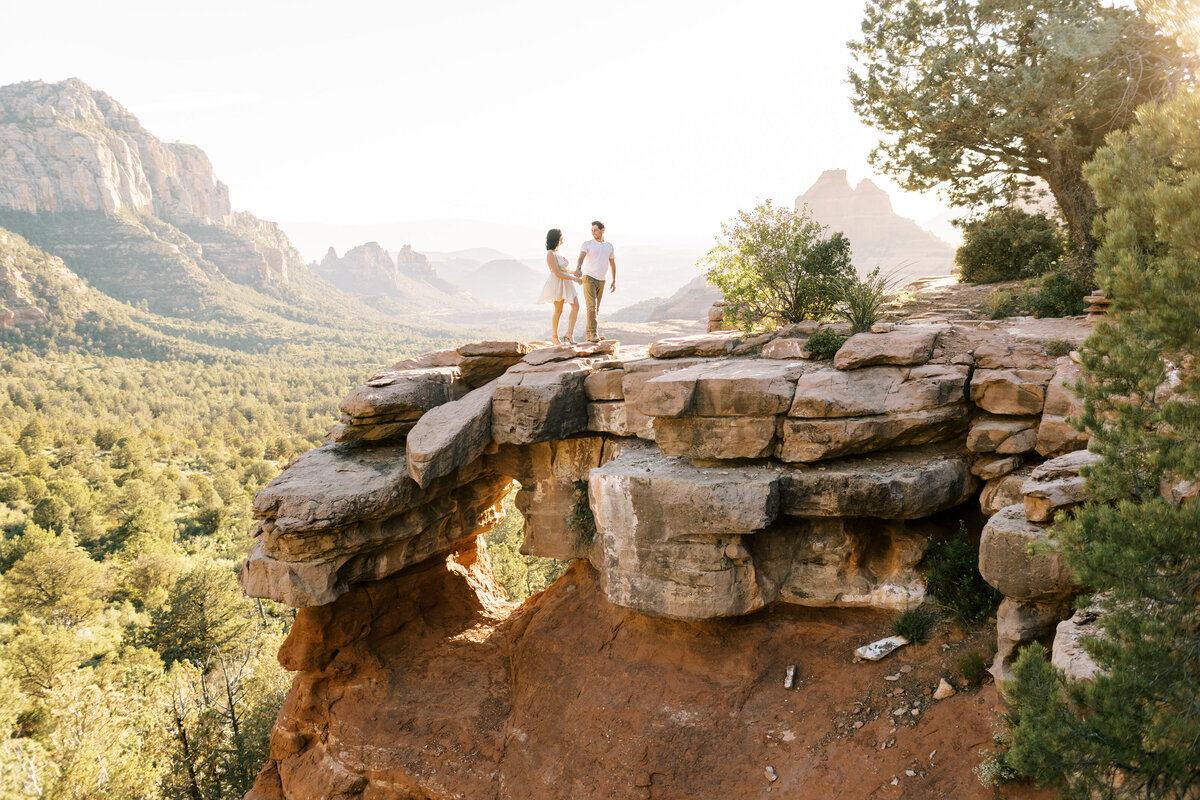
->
[1000, 38, 1200, 796]
[848, 0, 1188, 268]
[703, 200, 854, 330]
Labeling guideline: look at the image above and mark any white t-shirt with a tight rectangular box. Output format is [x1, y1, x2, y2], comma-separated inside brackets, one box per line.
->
[579, 239, 615, 280]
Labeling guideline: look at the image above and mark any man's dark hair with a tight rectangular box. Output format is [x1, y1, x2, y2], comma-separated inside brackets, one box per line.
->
[546, 228, 563, 250]
[591, 220, 605, 230]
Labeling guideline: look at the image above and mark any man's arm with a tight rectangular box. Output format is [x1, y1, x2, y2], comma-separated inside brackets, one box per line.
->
[609, 256, 616, 292]
[575, 249, 586, 276]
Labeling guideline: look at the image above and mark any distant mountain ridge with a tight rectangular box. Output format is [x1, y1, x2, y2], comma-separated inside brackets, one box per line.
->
[796, 169, 955, 285]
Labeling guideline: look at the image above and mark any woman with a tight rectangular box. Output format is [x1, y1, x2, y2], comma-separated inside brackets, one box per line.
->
[537, 228, 582, 343]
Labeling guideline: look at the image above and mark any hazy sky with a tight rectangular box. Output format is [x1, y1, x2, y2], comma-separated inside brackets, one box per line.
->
[1, 0, 954, 246]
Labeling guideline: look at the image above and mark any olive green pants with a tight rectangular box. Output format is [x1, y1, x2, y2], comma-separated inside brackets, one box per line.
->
[583, 276, 605, 340]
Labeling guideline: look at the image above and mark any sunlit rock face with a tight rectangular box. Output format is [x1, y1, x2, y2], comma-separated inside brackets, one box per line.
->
[0, 79, 231, 224]
[240, 315, 1097, 798]
[796, 169, 955, 284]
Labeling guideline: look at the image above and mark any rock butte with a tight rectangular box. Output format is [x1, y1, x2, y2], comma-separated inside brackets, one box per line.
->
[242, 317, 1095, 799]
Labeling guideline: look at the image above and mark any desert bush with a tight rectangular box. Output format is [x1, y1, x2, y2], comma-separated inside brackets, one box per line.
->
[925, 523, 1002, 624]
[1043, 338, 1073, 358]
[570, 479, 596, 544]
[891, 607, 936, 644]
[958, 651, 989, 686]
[1026, 269, 1087, 317]
[805, 328, 846, 359]
[836, 267, 894, 333]
[705, 200, 854, 330]
[956, 207, 1066, 284]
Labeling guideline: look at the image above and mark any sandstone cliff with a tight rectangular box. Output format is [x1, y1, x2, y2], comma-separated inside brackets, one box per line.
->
[797, 170, 955, 285]
[0, 79, 230, 225]
[240, 310, 1095, 798]
[0, 79, 320, 315]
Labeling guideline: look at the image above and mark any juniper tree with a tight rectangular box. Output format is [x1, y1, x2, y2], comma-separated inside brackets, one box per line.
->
[1002, 57, 1200, 797]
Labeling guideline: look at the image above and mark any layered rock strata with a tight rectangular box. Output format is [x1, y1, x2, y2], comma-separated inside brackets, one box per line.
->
[241, 315, 1096, 798]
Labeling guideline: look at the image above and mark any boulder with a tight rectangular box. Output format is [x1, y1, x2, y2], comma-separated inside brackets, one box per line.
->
[653, 416, 779, 460]
[979, 504, 1077, 601]
[586, 401, 632, 436]
[339, 366, 467, 423]
[789, 364, 967, 419]
[635, 358, 805, 419]
[406, 380, 498, 487]
[1051, 606, 1104, 682]
[966, 416, 1040, 454]
[980, 470, 1030, 516]
[971, 455, 1022, 481]
[492, 359, 592, 445]
[390, 348, 462, 370]
[779, 405, 969, 463]
[972, 340, 1057, 371]
[620, 357, 713, 439]
[832, 326, 940, 370]
[761, 338, 810, 360]
[587, 444, 779, 620]
[1035, 357, 1089, 456]
[969, 369, 1054, 415]
[777, 446, 976, 519]
[648, 331, 742, 358]
[1022, 449, 1099, 522]
[584, 368, 625, 400]
[991, 597, 1074, 683]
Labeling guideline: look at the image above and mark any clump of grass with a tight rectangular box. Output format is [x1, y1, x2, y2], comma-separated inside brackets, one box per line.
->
[805, 328, 846, 359]
[958, 651, 989, 686]
[988, 289, 1022, 319]
[837, 267, 897, 333]
[925, 522, 1003, 625]
[891, 607, 937, 644]
[570, 479, 596, 544]
[1043, 337, 1073, 358]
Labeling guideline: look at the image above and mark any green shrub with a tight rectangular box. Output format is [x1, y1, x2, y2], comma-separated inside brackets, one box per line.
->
[704, 200, 855, 330]
[958, 651, 989, 686]
[805, 328, 846, 359]
[925, 522, 1002, 624]
[1027, 269, 1087, 317]
[988, 289, 1024, 319]
[1043, 338, 1073, 358]
[891, 607, 937, 644]
[956, 207, 1066, 284]
[837, 267, 894, 333]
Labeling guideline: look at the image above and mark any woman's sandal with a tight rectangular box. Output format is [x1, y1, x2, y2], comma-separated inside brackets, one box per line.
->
[563, 336, 575, 344]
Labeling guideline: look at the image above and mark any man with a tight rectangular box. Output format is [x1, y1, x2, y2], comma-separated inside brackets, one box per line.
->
[575, 220, 616, 342]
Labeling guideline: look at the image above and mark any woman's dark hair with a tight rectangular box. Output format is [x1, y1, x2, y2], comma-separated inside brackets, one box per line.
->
[546, 228, 563, 250]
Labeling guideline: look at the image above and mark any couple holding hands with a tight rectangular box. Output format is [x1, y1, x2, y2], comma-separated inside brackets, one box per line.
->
[538, 220, 616, 344]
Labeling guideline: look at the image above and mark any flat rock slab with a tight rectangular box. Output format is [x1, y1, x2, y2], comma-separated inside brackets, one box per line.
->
[340, 367, 467, 422]
[778, 446, 976, 519]
[492, 359, 591, 445]
[458, 341, 530, 358]
[789, 364, 967, 419]
[648, 331, 742, 358]
[523, 340, 617, 366]
[637, 359, 807, 418]
[406, 380, 498, 487]
[653, 416, 779, 460]
[589, 443, 780, 537]
[779, 405, 968, 463]
[969, 368, 1054, 415]
[979, 504, 1077, 601]
[584, 367, 625, 400]
[761, 338, 809, 360]
[833, 326, 940, 370]
[980, 469, 1031, 516]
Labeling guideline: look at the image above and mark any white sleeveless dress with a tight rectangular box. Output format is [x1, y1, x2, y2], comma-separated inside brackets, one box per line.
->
[537, 251, 578, 303]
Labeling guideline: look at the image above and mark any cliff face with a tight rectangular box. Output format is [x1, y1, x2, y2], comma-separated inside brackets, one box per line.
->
[0, 79, 231, 226]
[796, 170, 955, 285]
[241, 313, 1094, 798]
[0, 79, 305, 311]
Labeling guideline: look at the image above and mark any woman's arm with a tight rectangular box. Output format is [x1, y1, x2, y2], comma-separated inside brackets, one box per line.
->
[546, 252, 577, 280]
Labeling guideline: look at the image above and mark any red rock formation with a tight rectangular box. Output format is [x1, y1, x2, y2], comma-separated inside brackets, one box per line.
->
[249, 537, 1054, 800]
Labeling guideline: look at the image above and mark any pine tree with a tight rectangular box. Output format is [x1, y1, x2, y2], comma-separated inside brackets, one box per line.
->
[1003, 29, 1200, 796]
